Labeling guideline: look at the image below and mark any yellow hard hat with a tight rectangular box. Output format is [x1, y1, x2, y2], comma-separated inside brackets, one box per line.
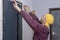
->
[45, 13, 54, 25]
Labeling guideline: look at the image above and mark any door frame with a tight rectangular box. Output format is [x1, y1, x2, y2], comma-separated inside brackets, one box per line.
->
[49, 8, 60, 40]
[3, 0, 22, 40]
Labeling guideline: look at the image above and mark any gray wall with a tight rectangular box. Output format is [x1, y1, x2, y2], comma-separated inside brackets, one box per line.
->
[0, 0, 3, 40]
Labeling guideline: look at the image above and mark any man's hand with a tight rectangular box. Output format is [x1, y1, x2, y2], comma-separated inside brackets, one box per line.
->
[23, 5, 30, 13]
[13, 0, 21, 12]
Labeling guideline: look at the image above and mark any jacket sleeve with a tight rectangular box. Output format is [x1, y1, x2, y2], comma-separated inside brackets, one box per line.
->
[19, 10, 44, 32]
[29, 12, 41, 24]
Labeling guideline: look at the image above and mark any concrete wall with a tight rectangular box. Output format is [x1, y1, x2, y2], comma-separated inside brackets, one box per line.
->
[0, 0, 3, 40]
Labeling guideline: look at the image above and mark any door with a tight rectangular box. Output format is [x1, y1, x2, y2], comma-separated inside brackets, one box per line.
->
[49, 8, 60, 40]
[3, 0, 22, 40]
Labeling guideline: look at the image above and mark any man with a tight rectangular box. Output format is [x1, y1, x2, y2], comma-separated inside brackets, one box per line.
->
[13, 0, 54, 40]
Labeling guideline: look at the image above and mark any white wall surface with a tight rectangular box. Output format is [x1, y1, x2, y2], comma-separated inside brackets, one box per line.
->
[0, 0, 3, 40]
[18, 0, 34, 11]
[33, 0, 60, 18]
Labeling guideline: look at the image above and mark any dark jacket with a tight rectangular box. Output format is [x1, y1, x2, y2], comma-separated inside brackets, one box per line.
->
[20, 10, 49, 40]
[29, 12, 41, 24]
